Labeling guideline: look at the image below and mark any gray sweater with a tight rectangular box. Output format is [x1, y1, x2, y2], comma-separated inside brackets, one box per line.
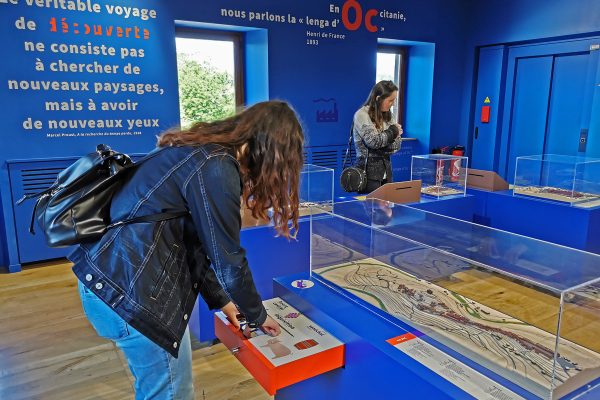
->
[352, 106, 402, 181]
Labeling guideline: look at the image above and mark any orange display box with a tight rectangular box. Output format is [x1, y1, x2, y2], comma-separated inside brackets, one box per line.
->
[214, 298, 345, 395]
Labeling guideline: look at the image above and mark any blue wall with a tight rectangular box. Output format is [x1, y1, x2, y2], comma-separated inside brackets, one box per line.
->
[0, 1, 180, 269]
[468, 0, 600, 45]
[0, 1, 180, 159]
[0, 0, 476, 269]
[2, 0, 599, 269]
[458, 0, 600, 154]
[168, 0, 472, 149]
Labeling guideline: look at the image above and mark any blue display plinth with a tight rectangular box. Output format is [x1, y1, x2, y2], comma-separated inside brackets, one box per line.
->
[408, 193, 475, 221]
[371, 188, 600, 254]
[469, 188, 600, 254]
[273, 274, 466, 399]
[272, 273, 600, 400]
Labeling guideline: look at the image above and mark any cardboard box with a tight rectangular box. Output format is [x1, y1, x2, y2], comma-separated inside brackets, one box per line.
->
[366, 180, 422, 203]
[466, 169, 509, 191]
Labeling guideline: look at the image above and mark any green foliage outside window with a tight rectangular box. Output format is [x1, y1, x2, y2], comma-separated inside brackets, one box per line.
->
[177, 54, 235, 126]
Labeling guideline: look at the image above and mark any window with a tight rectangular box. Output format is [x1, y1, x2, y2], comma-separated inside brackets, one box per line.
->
[376, 46, 407, 126]
[175, 29, 244, 127]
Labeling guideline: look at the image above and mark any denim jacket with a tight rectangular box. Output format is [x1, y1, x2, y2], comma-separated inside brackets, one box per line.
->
[69, 144, 267, 357]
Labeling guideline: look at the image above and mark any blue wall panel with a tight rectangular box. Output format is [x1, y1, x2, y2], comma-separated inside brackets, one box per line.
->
[545, 53, 592, 155]
[471, 46, 505, 170]
[505, 56, 553, 180]
[0, 2, 179, 159]
[468, 0, 600, 46]
[458, 0, 600, 154]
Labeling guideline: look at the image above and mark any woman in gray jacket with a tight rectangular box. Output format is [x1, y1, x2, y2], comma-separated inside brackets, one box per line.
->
[353, 80, 403, 194]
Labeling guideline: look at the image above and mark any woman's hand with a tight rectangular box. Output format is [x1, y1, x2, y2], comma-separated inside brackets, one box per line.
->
[220, 301, 241, 329]
[260, 315, 281, 336]
[396, 124, 404, 137]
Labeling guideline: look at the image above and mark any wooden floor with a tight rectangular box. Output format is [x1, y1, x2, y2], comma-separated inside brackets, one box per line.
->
[0, 260, 272, 400]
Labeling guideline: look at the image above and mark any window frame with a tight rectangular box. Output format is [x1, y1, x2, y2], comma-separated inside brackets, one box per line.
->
[377, 45, 408, 127]
[175, 27, 245, 108]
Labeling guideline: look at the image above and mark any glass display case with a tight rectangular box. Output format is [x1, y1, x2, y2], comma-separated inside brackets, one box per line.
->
[513, 154, 600, 208]
[299, 164, 334, 215]
[309, 199, 600, 399]
[411, 154, 468, 198]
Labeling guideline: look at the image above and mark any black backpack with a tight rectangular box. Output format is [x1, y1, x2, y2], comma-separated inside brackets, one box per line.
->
[17, 144, 188, 248]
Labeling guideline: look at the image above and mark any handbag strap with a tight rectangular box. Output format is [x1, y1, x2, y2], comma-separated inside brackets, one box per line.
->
[342, 123, 355, 169]
[342, 123, 369, 172]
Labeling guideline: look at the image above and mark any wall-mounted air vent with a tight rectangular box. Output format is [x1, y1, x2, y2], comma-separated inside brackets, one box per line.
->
[310, 150, 338, 169]
[20, 167, 63, 195]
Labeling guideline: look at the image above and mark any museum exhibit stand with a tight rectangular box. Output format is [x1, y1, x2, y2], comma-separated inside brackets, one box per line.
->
[467, 187, 600, 254]
[411, 154, 469, 198]
[222, 200, 600, 398]
[512, 155, 600, 207]
[461, 154, 600, 253]
[397, 154, 600, 253]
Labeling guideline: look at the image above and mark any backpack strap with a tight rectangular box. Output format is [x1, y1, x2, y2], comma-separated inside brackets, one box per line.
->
[106, 210, 189, 231]
[101, 147, 189, 232]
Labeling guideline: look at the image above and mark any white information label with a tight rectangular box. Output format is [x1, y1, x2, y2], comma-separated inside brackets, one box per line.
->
[291, 279, 314, 289]
[388, 333, 524, 400]
[247, 298, 342, 367]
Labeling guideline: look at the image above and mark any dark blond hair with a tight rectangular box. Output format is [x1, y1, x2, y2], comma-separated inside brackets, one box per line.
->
[363, 80, 398, 130]
[158, 101, 304, 238]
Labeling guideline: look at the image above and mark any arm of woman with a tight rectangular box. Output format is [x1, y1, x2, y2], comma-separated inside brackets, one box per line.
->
[382, 123, 403, 154]
[354, 109, 399, 149]
[183, 155, 268, 328]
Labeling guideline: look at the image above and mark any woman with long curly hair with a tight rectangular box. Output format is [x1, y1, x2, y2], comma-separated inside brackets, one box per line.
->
[70, 100, 304, 399]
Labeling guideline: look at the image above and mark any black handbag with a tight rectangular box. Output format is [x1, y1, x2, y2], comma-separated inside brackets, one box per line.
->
[340, 124, 368, 193]
[17, 144, 188, 247]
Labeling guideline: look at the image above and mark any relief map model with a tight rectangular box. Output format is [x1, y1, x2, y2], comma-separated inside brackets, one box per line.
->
[314, 258, 600, 398]
[513, 186, 599, 204]
[421, 185, 464, 197]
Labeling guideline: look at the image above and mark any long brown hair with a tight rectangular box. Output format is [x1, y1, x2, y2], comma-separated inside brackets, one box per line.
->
[157, 101, 304, 238]
[363, 80, 398, 130]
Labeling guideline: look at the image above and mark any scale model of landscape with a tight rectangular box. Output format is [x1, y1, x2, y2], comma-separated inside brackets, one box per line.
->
[314, 258, 600, 398]
[421, 185, 463, 197]
[514, 186, 599, 204]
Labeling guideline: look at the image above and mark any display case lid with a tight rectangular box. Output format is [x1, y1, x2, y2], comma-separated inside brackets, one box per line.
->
[516, 154, 600, 164]
[328, 199, 600, 294]
[412, 154, 468, 160]
[301, 163, 335, 173]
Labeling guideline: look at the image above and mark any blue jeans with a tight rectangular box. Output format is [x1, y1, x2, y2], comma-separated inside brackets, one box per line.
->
[78, 281, 195, 400]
